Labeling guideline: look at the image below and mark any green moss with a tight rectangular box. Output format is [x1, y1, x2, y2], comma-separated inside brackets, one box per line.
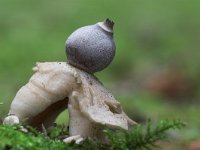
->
[0, 125, 70, 150]
[104, 119, 186, 150]
[0, 119, 185, 150]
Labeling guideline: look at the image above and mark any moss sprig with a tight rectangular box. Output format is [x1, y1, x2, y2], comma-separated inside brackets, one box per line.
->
[102, 119, 186, 150]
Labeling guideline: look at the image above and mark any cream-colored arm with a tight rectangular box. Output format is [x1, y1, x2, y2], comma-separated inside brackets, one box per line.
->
[4, 62, 76, 127]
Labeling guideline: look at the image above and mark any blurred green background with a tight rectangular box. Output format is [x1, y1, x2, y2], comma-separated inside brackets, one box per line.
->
[0, 0, 200, 149]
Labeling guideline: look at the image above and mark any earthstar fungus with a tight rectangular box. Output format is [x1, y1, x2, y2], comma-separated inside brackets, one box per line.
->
[4, 19, 136, 144]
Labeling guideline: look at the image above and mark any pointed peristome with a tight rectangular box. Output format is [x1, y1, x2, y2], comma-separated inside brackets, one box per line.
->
[98, 18, 114, 33]
[104, 18, 114, 30]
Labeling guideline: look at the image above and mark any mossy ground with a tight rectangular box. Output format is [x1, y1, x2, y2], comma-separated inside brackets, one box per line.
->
[0, 120, 185, 150]
[0, 125, 70, 150]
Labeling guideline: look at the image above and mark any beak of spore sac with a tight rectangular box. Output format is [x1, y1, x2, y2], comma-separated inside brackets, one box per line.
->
[98, 18, 114, 33]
